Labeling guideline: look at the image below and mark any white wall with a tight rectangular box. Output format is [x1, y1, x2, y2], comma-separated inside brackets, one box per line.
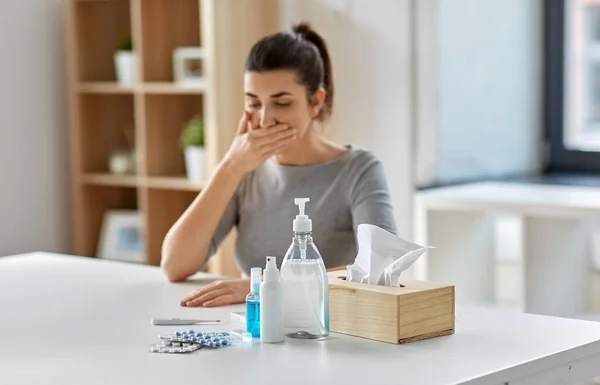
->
[280, 0, 414, 237]
[0, 0, 70, 256]
[416, 0, 542, 187]
[0, 0, 541, 257]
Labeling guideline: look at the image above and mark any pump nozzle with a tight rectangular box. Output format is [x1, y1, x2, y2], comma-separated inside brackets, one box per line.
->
[295, 198, 309, 217]
[265, 256, 277, 270]
[293, 197, 312, 232]
[263, 256, 280, 282]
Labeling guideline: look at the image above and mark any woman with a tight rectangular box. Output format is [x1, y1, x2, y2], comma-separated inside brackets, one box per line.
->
[161, 23, 397, 307]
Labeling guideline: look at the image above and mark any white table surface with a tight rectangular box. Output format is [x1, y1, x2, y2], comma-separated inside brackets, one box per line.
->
[2, 252, 600, 385]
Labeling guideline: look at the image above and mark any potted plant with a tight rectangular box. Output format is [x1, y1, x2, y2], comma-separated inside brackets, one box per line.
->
[114, 34, 137, 84]
[180, 116, 205, 181]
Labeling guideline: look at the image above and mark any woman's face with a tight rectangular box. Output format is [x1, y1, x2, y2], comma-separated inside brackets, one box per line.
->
[244, 70, 323, 139]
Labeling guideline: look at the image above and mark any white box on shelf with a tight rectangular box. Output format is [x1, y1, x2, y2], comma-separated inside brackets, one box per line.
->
[173, 47, 205, 87]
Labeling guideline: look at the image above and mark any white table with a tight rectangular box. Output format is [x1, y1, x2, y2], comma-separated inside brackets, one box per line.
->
[414, 181, 600, 317]
[2, 252, 600, 385]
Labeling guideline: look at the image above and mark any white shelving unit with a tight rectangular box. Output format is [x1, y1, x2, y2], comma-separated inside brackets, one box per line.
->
[414, 181, 600, 318]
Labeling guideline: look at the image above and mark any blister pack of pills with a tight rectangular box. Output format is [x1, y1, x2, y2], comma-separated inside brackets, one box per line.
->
[150, 330, 230, 354]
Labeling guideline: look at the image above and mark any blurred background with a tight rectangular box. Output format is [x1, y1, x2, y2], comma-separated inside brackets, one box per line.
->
[0, 0, 599, 321]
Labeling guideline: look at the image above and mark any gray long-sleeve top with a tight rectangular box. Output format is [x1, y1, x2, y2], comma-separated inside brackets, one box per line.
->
[206, 146, 397, 275]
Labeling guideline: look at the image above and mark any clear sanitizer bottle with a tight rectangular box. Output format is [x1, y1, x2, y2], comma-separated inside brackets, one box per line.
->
[280, 198, 329, 339]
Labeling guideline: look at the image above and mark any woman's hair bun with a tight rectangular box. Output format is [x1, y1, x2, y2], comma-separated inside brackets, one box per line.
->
[292, 22, 314, 38]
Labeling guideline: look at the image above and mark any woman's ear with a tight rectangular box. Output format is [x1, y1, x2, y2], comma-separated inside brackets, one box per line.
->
[309, 88, 326, 118]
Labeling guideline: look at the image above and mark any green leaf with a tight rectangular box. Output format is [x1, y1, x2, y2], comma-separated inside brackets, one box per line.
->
[117, 34, 133, 51]
[180, 116, 205, 148]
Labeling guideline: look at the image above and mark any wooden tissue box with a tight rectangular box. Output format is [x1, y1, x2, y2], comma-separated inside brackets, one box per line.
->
[328, 271, 455, 344]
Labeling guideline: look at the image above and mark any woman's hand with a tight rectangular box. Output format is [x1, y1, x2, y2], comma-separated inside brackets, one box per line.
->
[180, 279, 250, 307]
[223, 111, 297, 175]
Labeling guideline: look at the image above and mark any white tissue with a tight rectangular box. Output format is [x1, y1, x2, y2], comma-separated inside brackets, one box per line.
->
[347, 224, 433, 287]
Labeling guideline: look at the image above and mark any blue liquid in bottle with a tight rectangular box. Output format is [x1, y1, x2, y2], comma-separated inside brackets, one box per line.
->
[245, 267, 262, 338]
[246, 293, 260, 338]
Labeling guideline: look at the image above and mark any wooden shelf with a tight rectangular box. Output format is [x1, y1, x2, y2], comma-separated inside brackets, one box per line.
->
[80, 173, 206, 191]
[80, 173, 139, 187]
[78, 93, 135, 173]
[143, 93, 203, 177]
[145, 176, 206, 191]
[77, 82, 205, 95]
[78, 82, 134, 94]
[74, 0, 130, 82]
[141, 82, 206, 95]
[78, 184, 138, 258]
[140, 0, 201, 82]
[67, 0, 279, 273]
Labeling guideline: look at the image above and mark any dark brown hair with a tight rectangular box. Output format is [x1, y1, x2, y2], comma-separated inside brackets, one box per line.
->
[245, 22, 334, 119]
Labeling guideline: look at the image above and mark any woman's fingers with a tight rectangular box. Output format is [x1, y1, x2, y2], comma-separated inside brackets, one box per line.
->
[265, 142, 293, 158]
[179, 281, 222, 305]
[180, 279, 249, 308]
[254, 129, 296, 151]
[180, 288, 204, 306]
[272, 142, 293, 155]
[248, 112, 260, 132]
[251, 123, 290, 138]
[260, 133, 296, 155]
[237, 111, 251, 135]
[202, 294, 235, 307]
[185, 288, 230, 307]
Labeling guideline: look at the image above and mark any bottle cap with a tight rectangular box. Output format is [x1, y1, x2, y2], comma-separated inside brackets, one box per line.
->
[293, 198, 312, 232]
[263, 256, 280, 282]
[250, 267, 262, 293]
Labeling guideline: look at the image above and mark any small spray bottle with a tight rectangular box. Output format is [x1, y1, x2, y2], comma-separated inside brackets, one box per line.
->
[260, 256, 284, 343]
[245, 267, 262, 338]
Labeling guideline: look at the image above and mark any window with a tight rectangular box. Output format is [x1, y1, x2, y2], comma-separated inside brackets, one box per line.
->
[545, 0, 600, 172]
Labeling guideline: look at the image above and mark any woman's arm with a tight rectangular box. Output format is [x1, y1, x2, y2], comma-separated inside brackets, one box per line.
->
[161, 160, 244, 282]
[162, 112, 297, 283]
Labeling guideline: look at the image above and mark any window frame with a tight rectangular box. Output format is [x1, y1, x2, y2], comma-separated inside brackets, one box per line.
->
[545, 0, 600, 173]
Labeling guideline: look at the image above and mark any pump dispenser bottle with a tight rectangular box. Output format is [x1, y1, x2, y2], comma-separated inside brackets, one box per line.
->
[280, 198, 329, 339]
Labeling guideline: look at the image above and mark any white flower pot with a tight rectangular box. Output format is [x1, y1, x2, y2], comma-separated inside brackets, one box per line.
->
[184, 146, 205, 181]
[109, 150, 136, 175]
[114, 51, 137, 84]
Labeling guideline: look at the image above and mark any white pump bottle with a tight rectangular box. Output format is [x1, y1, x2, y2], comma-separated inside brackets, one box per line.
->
[280, 197, 329, 339]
